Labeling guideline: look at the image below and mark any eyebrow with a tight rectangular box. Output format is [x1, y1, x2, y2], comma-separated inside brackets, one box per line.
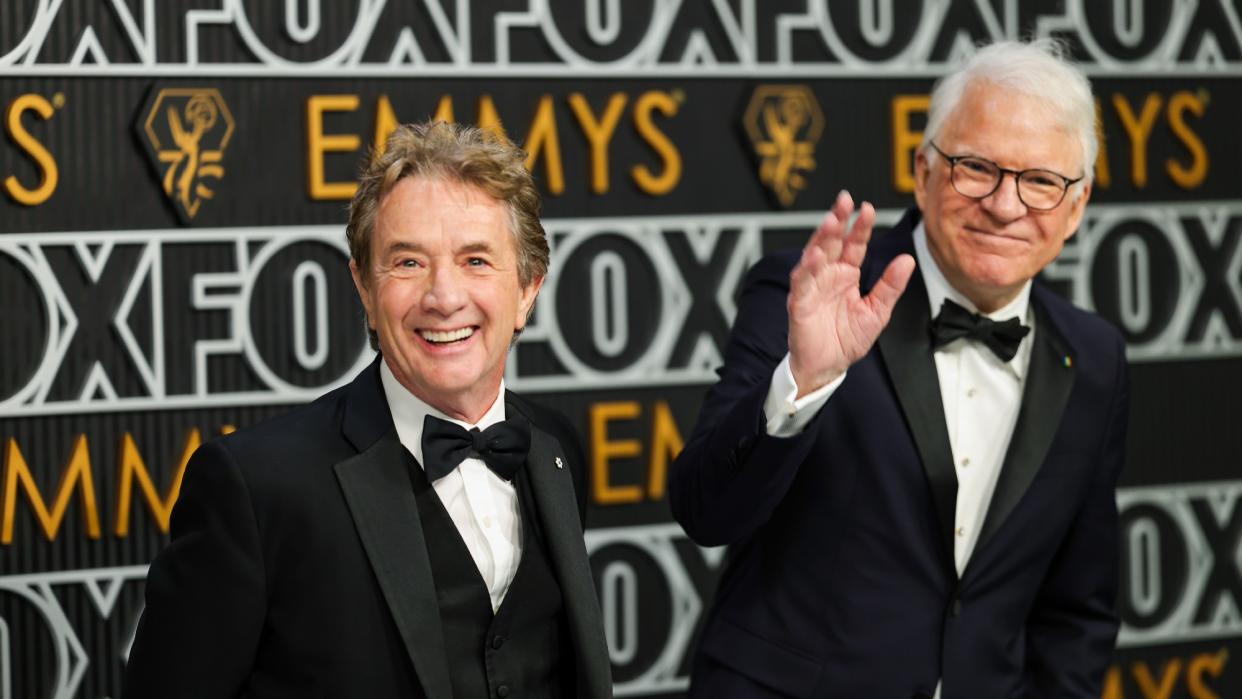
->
[380, 241, 422, 257]
[456, 241, 496, 255]
[938, 142, 1074, 176]
[379, 240, 497, 257]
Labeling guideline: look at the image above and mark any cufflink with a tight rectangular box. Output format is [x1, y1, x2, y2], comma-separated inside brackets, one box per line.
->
[555, 457, 564, 469]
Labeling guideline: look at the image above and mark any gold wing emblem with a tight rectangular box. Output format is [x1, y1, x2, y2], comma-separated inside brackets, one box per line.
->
[141, 88, 234, 221]
[744, 86, 824, 207]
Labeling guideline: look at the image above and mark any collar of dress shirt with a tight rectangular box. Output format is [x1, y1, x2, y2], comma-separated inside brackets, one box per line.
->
[379, 359, 507, 470]
[912, 221, 1034, 379]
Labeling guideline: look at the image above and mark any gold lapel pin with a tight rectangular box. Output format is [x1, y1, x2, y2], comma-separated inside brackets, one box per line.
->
[1063, 356, 1073, 368]
[555, 457, 564, 469]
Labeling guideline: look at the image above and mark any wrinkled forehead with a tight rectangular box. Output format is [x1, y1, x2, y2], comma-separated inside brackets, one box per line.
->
[375, 174, 518, 240]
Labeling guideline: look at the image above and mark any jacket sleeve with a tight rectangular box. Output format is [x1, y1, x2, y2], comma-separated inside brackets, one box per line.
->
[1023, 332, 1128, 697]
[123, 439, 266, 699]
[668, 252, 825, 546]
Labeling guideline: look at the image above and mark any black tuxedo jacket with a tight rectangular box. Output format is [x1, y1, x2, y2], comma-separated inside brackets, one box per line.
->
[669, 209, 1128, 699]
[124, 359, 613, 698]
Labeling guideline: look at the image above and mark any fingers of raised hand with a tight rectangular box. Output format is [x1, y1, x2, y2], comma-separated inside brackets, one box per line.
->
[840, 201, 876, 267]
[865, 253, 916, 320]
[830, 190, 855, 224]
[790, 243, 827, 304]
[803, 210, 845, 264]
[806, 197, 856, 263]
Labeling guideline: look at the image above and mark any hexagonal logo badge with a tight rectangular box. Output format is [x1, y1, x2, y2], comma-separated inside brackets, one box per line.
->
[137, 87, 234, 223]
[743, 85, 824, 208]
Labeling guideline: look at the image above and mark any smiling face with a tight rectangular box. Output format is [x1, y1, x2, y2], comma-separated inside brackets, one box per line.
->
[351, 176, 542, 423]
[915, 81, 1091, 312]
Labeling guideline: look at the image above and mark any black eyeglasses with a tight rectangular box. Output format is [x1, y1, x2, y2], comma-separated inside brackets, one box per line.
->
[927, 141, 1083, 211]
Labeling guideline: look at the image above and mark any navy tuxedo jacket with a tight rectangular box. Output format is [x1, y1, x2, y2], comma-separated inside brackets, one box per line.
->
[669, 209, 1128, 699]
[124, 359, 613, 699]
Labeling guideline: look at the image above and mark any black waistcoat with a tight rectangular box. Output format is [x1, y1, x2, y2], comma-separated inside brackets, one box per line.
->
[408, 457, 573, 698]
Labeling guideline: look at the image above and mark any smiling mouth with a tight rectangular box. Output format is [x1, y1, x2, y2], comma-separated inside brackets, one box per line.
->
[419, 327, 476, 345]
[967, 227, 1025, 242]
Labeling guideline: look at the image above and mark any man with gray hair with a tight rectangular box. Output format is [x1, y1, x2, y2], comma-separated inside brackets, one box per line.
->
[125, 121, 613, 698]
[670, 40, 1126, 698]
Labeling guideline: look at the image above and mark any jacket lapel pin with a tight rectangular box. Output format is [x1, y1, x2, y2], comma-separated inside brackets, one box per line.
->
[555, 456, 564, 469]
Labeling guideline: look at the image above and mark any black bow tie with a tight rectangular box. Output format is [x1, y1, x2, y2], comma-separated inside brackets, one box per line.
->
[421, 413, 531, 483]
[930, 299, 1030, 362]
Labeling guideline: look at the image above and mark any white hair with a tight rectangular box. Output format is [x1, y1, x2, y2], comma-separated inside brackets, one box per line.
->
[921, 39, 1097, 189]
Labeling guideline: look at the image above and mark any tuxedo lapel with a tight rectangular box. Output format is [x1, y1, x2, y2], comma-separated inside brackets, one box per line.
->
[876, 263, 959, 578]
[972, 291, 1076, 556]
[333, 361, 454, 699]
[518, 408, 613, 698]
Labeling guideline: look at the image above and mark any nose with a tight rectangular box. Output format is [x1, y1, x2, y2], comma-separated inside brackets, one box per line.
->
[980, 171, 1027, 222]
[421, 263, 468, 316]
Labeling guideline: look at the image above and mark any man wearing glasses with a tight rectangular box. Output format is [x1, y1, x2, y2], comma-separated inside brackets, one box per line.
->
[670, 40, 1126, 698]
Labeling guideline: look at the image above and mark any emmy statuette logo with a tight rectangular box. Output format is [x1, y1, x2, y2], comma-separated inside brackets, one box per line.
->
[743, 85, 824, 207]
[137, 88, 234, 222]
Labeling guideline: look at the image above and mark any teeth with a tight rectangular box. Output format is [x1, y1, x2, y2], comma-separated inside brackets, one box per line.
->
[420, 327, 474, 343]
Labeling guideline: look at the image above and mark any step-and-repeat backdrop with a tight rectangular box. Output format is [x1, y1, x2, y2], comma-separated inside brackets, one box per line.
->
[2, 2, 1240, 698]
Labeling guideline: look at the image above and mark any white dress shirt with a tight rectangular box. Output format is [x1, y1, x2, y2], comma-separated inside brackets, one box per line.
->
[914, 224, 1034, 575]
[380, 361, 522, 612]
[763, 223, 1036, 698]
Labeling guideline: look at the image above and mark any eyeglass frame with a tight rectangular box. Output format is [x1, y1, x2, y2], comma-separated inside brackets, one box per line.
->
[926, 141, 1084, 212]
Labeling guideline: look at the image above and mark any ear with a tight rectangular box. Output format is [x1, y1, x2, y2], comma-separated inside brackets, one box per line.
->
[515, 275, 544, 331]
[349, 260, 375, 327]
[1062, 180, 1092, 242]
[913, 147, 931, 212]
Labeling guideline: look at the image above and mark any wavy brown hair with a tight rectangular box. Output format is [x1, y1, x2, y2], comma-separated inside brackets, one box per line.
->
[347, 120, 548, 288]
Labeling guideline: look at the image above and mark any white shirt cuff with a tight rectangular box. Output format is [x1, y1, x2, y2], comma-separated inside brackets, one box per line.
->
[763, 354, 845, 437]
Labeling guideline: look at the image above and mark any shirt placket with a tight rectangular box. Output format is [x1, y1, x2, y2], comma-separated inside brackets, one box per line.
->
[459, 458, 514, 602]
[955, 346, 993, 573]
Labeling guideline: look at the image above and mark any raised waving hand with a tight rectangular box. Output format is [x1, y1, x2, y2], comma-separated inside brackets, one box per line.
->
[787, 191, 916, 397]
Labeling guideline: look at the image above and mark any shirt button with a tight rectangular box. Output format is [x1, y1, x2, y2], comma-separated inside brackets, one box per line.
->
[955, 526, 965, 537]
[482, 516, 492, 528]
[961, 457, 970, 467]
[966, 387, 976, 398]
[497, 685, 510, 698]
